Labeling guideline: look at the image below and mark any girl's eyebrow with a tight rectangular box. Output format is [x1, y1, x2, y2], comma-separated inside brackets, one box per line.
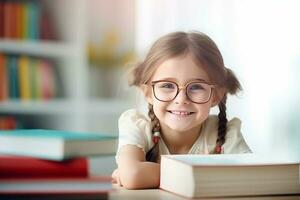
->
[193, 78, 210, 83]
[154, 77, 209, 83]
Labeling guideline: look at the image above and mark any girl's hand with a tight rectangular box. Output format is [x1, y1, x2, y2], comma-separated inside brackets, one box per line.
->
[111, 169, 122, 186]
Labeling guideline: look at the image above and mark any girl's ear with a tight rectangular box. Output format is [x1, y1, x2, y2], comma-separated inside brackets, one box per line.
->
[141, 84, 153, 104]
[211, 87, 226, 107]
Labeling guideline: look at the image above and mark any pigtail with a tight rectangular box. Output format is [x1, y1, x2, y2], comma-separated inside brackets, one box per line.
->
[213, 67, 241, 154]
[225, 68, 242, 94]
[146, 104, 161, 162]
[128, 62, 145, 86]
[214, 95, 228, 154]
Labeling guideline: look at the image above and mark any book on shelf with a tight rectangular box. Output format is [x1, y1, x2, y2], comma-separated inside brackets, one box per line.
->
[18, 55, 31, 100]
[8, 55, 19, 99]
[160, 154, 300, 198]
[0, 176, 112, 200]
[0, 116, 18, 130]
[0, 0, 55, 40]
[0, 155, 88, 179]
[0, 1, 4, 38]
[39, 58, 56, 99]
[0, 54, 8, 101]
[0, 129, 118, 161]
[0, 54, 57, 101]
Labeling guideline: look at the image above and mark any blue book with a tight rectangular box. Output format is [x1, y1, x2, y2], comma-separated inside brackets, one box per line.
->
[0, 129, 117, 161]
[27, 0, 40, 40]
[8, 56, 19, 99]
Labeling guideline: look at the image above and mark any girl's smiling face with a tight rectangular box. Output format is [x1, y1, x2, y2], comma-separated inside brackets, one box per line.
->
[146, 53, 219, 134]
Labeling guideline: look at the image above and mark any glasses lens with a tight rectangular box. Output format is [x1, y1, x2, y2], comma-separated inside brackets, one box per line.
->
[187, 82, 212, 103]
[153, 81, 177, 101]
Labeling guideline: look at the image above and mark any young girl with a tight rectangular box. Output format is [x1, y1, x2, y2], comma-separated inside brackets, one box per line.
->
[112, 31, 251, 189]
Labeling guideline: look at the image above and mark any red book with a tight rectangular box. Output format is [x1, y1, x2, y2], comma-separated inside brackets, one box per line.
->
[0, 117, 17, 130]
[40, 9, 56, 40]
[0, 155, 88, 179]
[0, 54, 8, 101]
[3, 1, 14, 38]
[0, 1, 4, 38]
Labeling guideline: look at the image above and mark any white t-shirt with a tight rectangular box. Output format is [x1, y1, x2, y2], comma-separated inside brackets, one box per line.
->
[116, 109, 252, 162]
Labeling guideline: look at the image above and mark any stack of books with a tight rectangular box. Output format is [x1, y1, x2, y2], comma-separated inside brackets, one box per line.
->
[0, 129, 117, 199]
[160, 154, 300, 198]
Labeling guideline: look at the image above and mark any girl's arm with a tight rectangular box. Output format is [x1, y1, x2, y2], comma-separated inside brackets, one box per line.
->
[116, 145, 160, 189]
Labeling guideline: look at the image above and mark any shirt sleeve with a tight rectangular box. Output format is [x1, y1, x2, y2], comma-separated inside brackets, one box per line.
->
[223, 118, 252, 154]
[116, 109, 152, 160]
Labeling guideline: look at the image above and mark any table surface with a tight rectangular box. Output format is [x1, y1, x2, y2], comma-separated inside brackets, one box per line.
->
[109, 186, 300, 200]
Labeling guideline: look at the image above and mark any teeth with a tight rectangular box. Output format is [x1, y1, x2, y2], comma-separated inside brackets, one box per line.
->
[171, 111, 191, 115]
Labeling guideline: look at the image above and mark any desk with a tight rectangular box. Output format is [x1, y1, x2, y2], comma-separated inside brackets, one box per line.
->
[109, 186, 300, 200]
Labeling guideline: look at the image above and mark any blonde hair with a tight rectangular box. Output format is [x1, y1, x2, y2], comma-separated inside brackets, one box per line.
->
[129, 31, 242, 162]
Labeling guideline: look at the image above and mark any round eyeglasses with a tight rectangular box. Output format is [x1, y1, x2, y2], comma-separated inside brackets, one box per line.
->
[151, 80, 215, 104]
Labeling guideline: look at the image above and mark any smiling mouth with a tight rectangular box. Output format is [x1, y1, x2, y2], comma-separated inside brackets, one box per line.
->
[167, 110, 195, 115]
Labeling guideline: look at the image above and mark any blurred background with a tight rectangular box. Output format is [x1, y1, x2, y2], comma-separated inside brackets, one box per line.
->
[0, 0, 299, 160]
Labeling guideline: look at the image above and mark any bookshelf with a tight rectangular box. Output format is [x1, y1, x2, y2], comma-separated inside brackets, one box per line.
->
[0, 0, 135, 134]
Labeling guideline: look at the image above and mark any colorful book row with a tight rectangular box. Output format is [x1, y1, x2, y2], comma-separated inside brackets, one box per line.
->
[0, 54, 57, 101]
[0, 0, 56, 40]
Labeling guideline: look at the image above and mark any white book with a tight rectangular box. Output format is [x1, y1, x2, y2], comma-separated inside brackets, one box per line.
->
[160, 154, 300, 198]
[0, 177, 112, 200]
[0, 129, 117, 160]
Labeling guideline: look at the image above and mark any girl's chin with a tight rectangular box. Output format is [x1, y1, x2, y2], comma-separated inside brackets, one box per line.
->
[164, 122, 193, 132]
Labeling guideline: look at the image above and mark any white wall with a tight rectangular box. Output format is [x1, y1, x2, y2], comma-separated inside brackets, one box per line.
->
[135, 0, 300, 158]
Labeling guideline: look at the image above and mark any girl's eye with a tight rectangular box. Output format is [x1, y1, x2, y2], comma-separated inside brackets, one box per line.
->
[158, 82, 176, 89]
[189, 83, 204, 90]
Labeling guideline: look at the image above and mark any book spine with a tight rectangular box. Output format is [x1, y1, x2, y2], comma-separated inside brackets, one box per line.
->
[0, 54, 8, 101]
[22, 1, 28, 39]
[0, 1, 4, 38]
[27, 1, 40, 40]
[18, 56, 31, 100]
[0, 116, 17, 130]
[3, 0, 13, 38]
[40, 59, 55, 99]
[0, 156, 88, 178]
[8, 56, 19, 99]
[15, 2, 22, 39]
[30, 58, 37, 100]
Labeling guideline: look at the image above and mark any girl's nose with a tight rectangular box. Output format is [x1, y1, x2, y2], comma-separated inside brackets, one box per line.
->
[174, 89, 190, 104]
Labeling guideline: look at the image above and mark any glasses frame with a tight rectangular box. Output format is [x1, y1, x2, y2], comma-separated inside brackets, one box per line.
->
[150, 80, 215, 104]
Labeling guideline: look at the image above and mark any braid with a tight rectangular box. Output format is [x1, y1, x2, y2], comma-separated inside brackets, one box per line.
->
[146, 104, 161, 162]
[214, 95, 228, 154]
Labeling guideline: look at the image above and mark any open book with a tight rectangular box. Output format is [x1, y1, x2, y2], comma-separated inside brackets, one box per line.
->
[160, 154, 300, 198]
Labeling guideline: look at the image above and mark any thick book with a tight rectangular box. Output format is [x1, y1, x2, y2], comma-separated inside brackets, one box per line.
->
[0, 155, 88, 179]
[0, 177, 112, 200]
[0, 129, 117, 160]
[160, 154, 300, 198]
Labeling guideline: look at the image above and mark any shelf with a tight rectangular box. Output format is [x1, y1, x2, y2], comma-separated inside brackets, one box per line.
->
[0, 39, 76, 58]
[0, 99, 133, 115]
[0, 100, 77, 115]
[0, 0, 135, 131]
[86, 99, 133, 115]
